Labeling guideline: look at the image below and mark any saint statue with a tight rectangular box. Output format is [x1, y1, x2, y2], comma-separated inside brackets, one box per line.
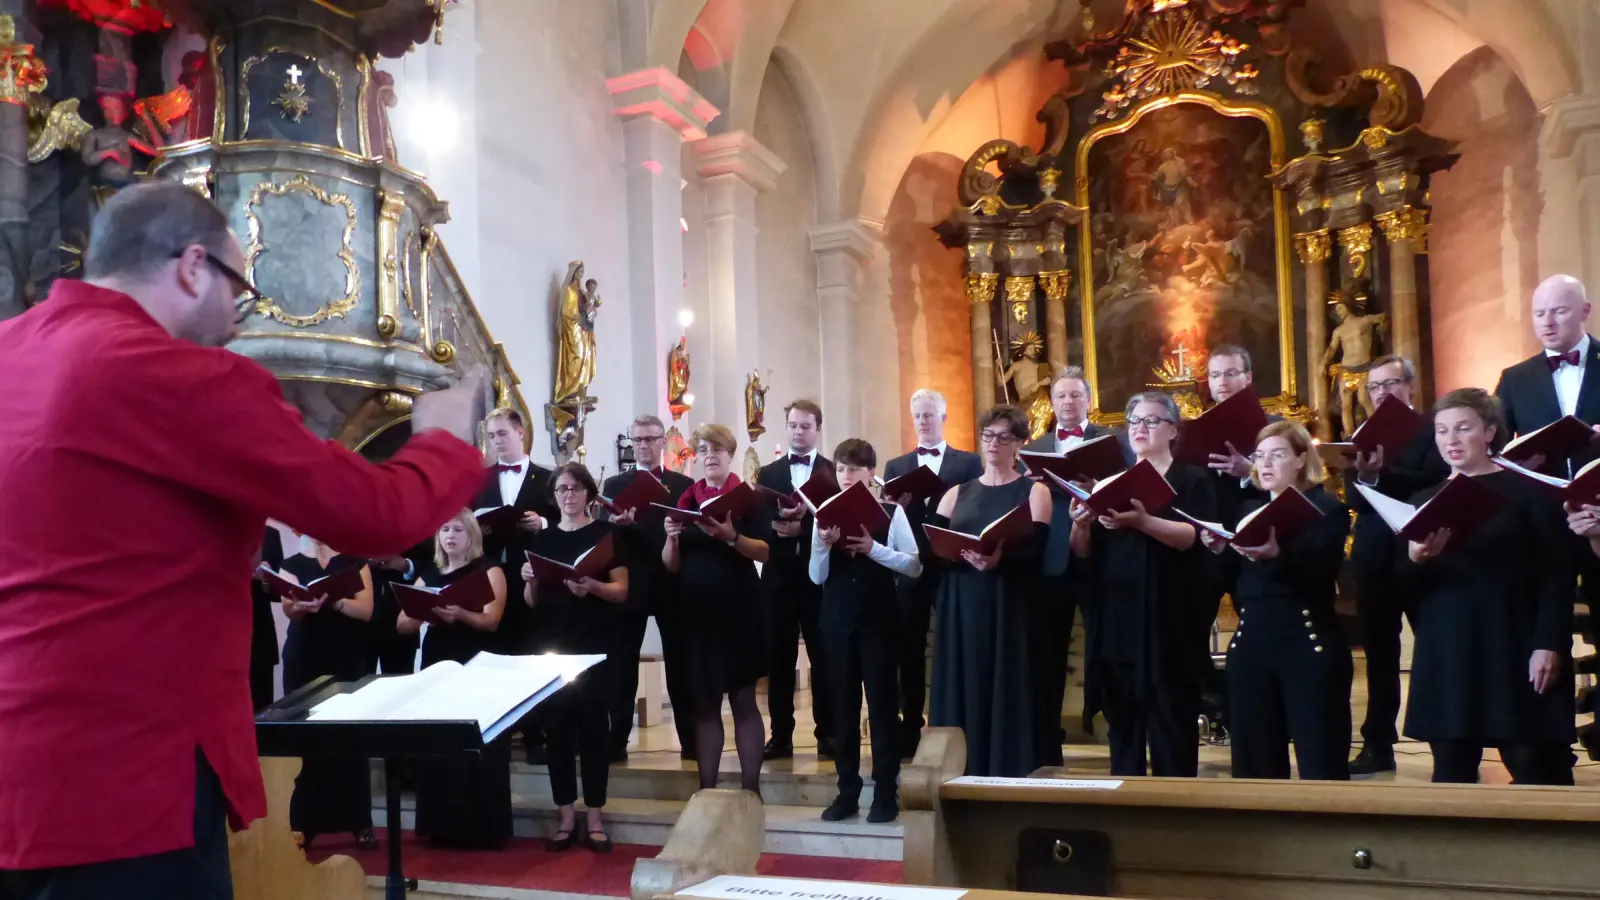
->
[997, 338, 1054, 440]
[745, 370, 768, 440]
[552, 262, 599, 407]
[667, 336, 691, 417]
[1318, 297, 1388, 438]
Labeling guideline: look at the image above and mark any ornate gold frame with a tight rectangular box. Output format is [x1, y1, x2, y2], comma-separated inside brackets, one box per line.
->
[1074, 90, 1298, 420]
[245, 175, 362, 327]
[240, 47, 345, 151]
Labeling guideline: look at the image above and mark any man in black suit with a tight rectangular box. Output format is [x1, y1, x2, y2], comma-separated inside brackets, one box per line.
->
[1020, 366, 1125, 765]
[881, 388, 982, 757]
[601, 414, 696, 762]
[1345, 355, 1449, 776]
[1204, 344, 1273, 525]
[757, 399, 835, 760]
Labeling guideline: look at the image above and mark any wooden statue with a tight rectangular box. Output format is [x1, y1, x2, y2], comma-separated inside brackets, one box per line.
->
[998, 338, 1053, 439]
[667, 336, 691, 419]
[552, 261, 599, 406]
[1319, 296, 1388, 438]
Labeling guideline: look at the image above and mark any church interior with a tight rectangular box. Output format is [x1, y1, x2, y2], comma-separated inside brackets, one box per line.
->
[8, 0, 1600, 898]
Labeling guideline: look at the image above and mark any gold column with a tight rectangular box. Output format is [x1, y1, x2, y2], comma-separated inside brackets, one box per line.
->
[1038, 270, 1072, 370]
[967, 271, 1000, 417]
[1376, 207, 1429, 393]
[375, 188, 405, 340]
[1294, 230, 1332, 439]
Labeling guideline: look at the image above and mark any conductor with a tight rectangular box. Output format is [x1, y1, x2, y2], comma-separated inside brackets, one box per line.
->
[0, 182, 489, 900]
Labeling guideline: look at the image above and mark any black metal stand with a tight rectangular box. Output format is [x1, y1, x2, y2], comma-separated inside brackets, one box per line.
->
[384, 757, 413, 899]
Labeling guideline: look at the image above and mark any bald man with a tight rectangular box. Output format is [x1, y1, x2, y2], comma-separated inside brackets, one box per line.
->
[1495, 275, 1600, 475]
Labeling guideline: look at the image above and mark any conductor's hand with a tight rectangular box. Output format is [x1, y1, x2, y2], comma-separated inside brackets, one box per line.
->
[843, 526, 876, 556]
[772, 517, 803, 538]
[697, 514, 736, 543]
[611, 507, 638, 528]
[375, 556, 409, 572]
[1354, 445, 1385, 483]
[1209, 441, 1253, 480]
[962, 543, 1003, 572]
[663, 517, 685, 540]
[1530, 649, 1560, 695]
[413, 364, 490, 444]
[520, 561, 535, 582]
[817, 525, 841, 550]
[518, 512, 545, 533]
[435, 605, 463, 624]
[1408, 527, 1451, 564]
[1099, 499, 1150, 532]
[1233, 528, 1279, 562]
[1199, 528, 1227, 555]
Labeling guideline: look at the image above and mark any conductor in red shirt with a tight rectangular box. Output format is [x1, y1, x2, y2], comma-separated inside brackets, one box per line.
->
[0, 182, 489, 899]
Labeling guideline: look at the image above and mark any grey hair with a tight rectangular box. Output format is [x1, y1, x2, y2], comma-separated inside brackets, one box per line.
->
[629, 414, 666, 433]
[1051, 365, 1092, 398]
[1125, 391, 1180, 423]
[1366, 354, 1416, 383]
[83, 181, 233, 280]
[1207, 343, 1252, 374]
[909, 388, 948, 416]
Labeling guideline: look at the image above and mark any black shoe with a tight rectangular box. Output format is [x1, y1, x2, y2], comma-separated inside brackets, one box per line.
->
[609, 745, 630, 765]
[1349, 746, 1396, 777]
[866, 799, 899, 824]
[680, 747, 698, 762]
[353, 828, 379, 852]
[820, 796, 859, 821]
[547, 829, 575, 852]
[763, 739, 794, 761]
[816, 738, 836, 761]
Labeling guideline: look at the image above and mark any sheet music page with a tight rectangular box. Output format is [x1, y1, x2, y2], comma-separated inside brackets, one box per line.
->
[307, 660, 463, 721]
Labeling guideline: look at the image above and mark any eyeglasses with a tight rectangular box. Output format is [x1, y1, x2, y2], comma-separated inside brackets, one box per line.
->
[1251, 450, 1295, 465]
[1366, 378, 1406, 394]
[1208, 368, 1247, 380]
[979, 431, 1019, 445]
[631, 434, 666, 445]
[174, 249, 265, 325]
[1126, 416, 1176, 429]
[553, 485, 587, 496]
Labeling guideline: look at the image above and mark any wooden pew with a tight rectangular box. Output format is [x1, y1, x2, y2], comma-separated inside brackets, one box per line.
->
[228, 757, 366, 900]
[670, 876, 1140, 900]
[902, 727, 1600, 898]
[631, 788, 767, 900]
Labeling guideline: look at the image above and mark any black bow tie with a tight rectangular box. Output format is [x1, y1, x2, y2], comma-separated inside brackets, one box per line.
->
[917, 446, 941, 457]
[1548, 350, 1582, 371]
[495, 463, 523, 474]
[790, 454, 811, 465]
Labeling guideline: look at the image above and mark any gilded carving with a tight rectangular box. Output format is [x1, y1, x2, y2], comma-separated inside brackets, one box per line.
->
[181, 166, 214, 198]
[241, 49, 344, 149]
[1299, 117, 1325, 153]
[245, 175, 361, 327]
[1337, 223, 1373, 281]
[1375, 207, 1428, 248]
[1293, 229, 1331, 264]
[1005, 274, 1035, 324]
[552, 262, 600, 406]
[1093, 5, 1259, 122]
[0, 15, 47, 107]
[1038, 270, 1072, 302]
[965, 272, 1000, 305]
[375, 188, 405, 340]
[27, 98, 92, 163]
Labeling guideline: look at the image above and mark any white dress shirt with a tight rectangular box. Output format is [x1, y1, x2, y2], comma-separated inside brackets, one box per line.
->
[496, 455, 532, 507]
[1054, 420, 1091, 454]
[789, 449, 817, 489]
[915, 440, 948, 476]
[1549, 334, 1590, 418]
[807, 504, 924, 584]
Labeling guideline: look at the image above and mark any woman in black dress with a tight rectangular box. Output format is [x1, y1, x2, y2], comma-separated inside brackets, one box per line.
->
[1070, 391, 1216, 778]
[927, 405, 1052, 777]
[277, 536, 377, 850]
[1201, 420, 1351, 780]
[395, 509, 510, 848]
[520, 462, 629, 852]
[1400, 388, 1574, 785]
[662, 423, 770, 795]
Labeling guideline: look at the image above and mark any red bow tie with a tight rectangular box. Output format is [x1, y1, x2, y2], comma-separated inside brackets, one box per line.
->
[1057, 426, 1085, 440]
[790, 454, 811, 465]
[1548, 350, 1582, 371]
[650, 467, 665, 478]
[917, 446, 941, 457]
[495, 462, 523, 474]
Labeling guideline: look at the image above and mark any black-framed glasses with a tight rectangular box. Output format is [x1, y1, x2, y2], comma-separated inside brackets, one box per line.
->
[979, 431, 1019, 445]
[173, 249, 264, 325]
[1366, 378, 1405, 395]
[1208, 368, 1247, 380]
[1127, 415, 1176, 429]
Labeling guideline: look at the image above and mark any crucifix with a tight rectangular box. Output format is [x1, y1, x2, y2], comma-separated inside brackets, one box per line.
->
[1172, 341, 1190, 378]
[285, 64, 303, 85]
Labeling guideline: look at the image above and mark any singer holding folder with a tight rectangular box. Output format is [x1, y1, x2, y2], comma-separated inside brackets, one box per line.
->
[928, 406, 1053, 777]
[1070, 392, 1217, 778]
[1201, 422, 1352, 781]
[396, 510, 509, 849]
[1400, 389, 1575, 785]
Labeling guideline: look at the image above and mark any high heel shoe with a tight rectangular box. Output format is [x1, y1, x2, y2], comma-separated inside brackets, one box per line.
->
[354, 828, 379, 851]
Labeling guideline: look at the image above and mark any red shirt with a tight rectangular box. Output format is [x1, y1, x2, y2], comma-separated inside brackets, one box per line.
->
[0, 281, 485, 869]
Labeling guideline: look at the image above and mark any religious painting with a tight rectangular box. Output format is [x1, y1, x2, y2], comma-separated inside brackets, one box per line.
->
[1078, 98, 1291, 416]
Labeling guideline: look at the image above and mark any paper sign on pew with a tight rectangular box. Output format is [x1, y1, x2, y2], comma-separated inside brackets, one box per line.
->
[678, 875, 967, 900]
[945, 776, 1124, 789]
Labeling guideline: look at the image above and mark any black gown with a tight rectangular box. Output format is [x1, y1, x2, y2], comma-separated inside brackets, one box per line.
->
[675, 500, 766, 714]
[1081, 461, 1216, 777]
[1399, 470, 1575, 783]
[279, 553, 374, 837]
[929, 477, 1045, 777]
[1219, 485, 1352, 780]
[412, 560, 513, 848]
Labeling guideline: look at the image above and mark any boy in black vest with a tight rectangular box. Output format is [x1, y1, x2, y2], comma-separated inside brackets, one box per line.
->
[809, 439, 923, 823]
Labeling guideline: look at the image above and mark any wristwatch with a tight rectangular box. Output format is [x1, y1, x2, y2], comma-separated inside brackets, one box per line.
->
[724, 534, 739, 547]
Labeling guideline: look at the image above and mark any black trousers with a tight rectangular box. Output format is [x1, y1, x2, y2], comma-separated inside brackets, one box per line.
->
[656, 609, 697, 752]
[766, 582, 832, 745]
[895, 575, 937, 737]
[1030, 577, 1077, 767]
[823, 629, 901, 803]
[545, 664, 611, 808]
[1430, 740, 1576, 785]
[1100, 664, 1199, 777]
[249, 656, 276, 712]
[1227, 633, 1352, 781]
[1, 750, 230, 900]
[1355, 576, 1408, 749]
[608, 612, 650, 752]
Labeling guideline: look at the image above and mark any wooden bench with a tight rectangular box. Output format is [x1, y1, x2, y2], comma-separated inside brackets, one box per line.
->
[902, 727, 1600, 898]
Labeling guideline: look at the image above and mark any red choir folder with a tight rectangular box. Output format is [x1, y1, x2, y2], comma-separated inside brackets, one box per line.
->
[1051, 459, 1178, 517]
[796, 469, 841, 511]
[1316, 396, 1426, 465]
[601, 470, 671, 516]
[1176, 386, 1269, 467]
[922, 503, 1034, 563]
[652, 480, 760, 525]
[1353, 474, 1508, 542]
[812, 481, 892, 535]
[474, 505, 522, 535]
[876, 465, 947, 505]
[650, 503, 704, 524]
[1021, 435, 1128, 485]
[392, 565, 494, 626]
[257, 564, 366, 605]
[1495, 455, 1600, 507]
[525, 534, 616, 585]
[1500, 415, 1596, 468]
[753, 484, 806, 511]
[1176, 487, 1323, 547]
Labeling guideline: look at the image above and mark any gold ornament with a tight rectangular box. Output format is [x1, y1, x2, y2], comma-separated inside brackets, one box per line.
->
[1293, 230, 1332, 264]
[965, 272, 1000, 305]
[275, 63, 313, 122]
[1375, 207, 1428, 248]
[1337, 223, 1373, 281]
[1094, 6, 1256, 120]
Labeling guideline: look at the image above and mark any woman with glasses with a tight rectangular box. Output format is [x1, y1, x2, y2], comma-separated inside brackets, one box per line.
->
[662, 424, 771, 795]
[396, 510, 511, 848]
[1200, 421, 1352, 780]
[1070, 391, 1216, 777]
[928, 406, 1053, 776]
[521, 463, 628, 851]
[1401, 388, 1573, 784]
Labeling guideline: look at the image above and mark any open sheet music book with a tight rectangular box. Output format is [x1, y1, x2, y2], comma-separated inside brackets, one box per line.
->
[1353, 476, 1507, 542]
[306, 652, 603, 738]
[1175, 486, 1322, 546]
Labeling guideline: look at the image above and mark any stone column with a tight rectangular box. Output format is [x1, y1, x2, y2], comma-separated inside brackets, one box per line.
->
[966, 259, 1000, 424]
[609, 68, 719, 421]
[1294, 229, 1332, 439]
[693, 131, 786, 430]
[811, 220, 877, 444]
[1038, 270, 1072, 370]
[1543, 96, 1600, 292]
[1376, 207, 1429, 398]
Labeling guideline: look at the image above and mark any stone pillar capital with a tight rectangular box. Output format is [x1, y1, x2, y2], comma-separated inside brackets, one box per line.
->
[692, 131, 787, 193]
[1542, 95, 1600, 161]
[809, 220, 879, 262]
[608, 67, 720, 141]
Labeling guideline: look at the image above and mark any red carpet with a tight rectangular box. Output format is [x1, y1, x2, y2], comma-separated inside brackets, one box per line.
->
[307, 833, 903, 895]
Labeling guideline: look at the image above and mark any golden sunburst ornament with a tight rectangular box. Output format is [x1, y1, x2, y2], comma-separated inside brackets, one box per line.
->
[1094, 7, 1258, 121]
